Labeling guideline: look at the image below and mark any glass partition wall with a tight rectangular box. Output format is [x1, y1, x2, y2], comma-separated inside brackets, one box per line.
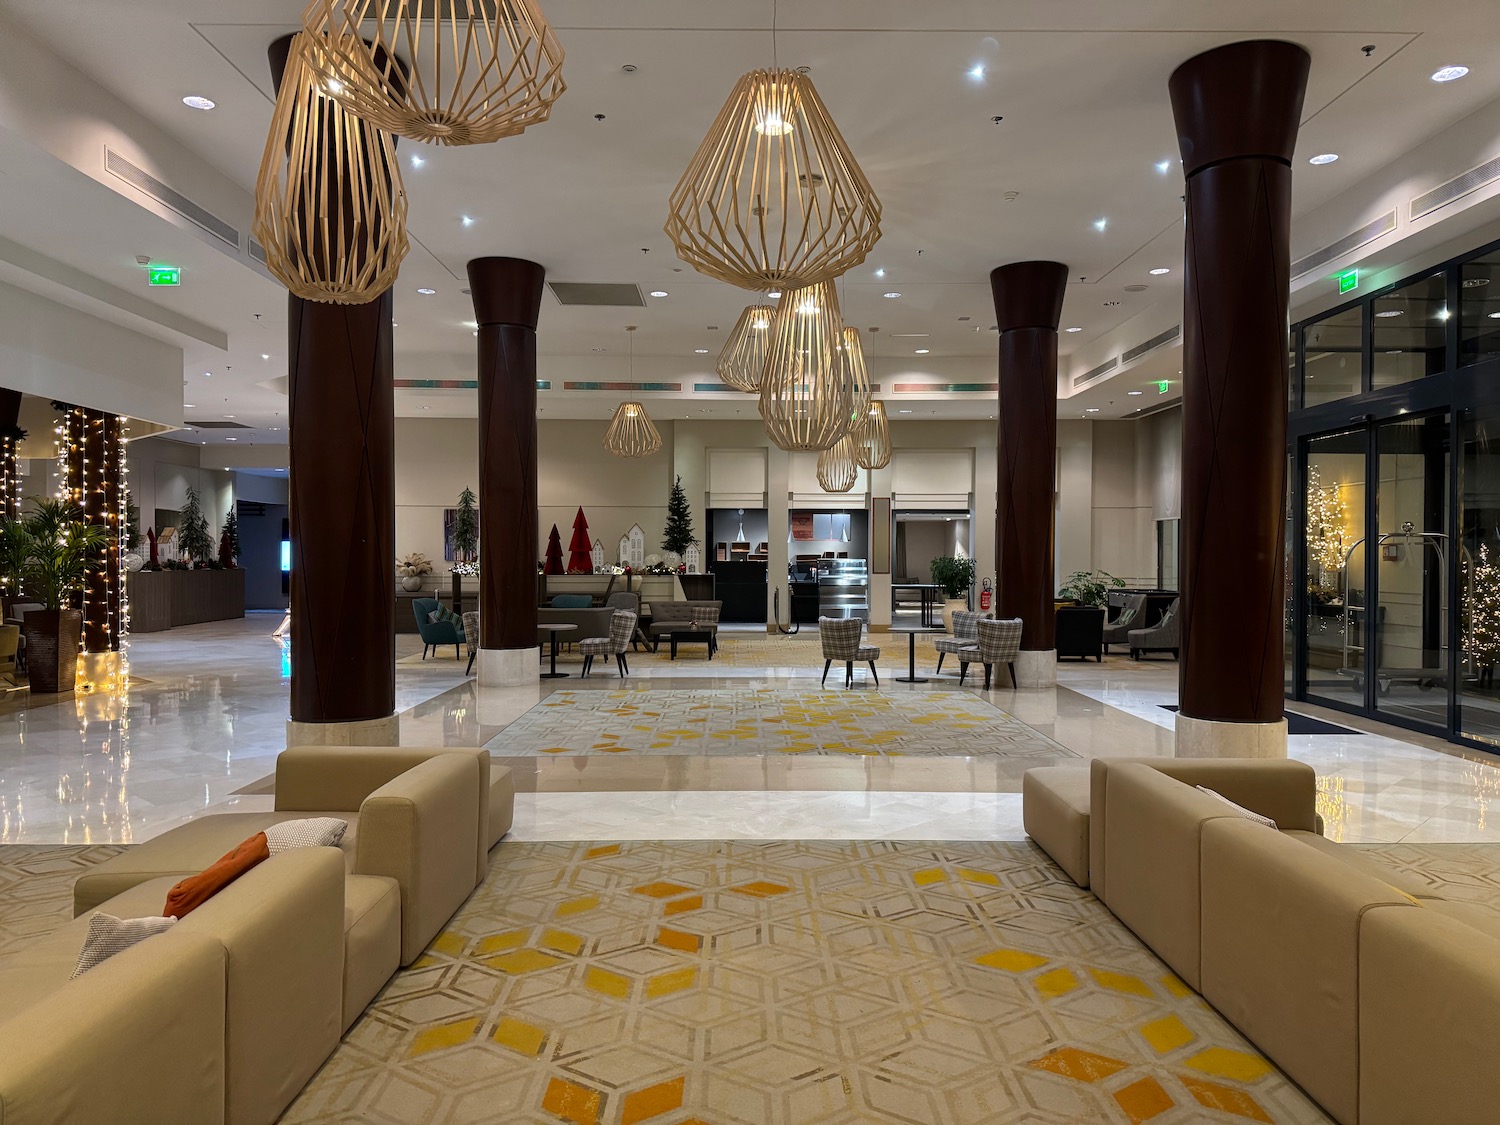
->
[1288, 236, 1500, 751]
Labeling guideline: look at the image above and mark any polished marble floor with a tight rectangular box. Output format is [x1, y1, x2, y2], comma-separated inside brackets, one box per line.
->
[2, 615, 1499, 845]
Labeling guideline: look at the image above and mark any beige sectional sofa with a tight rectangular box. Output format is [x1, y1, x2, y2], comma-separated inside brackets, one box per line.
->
[0, 744, 515, 1124]
[1023, 757, 1500, 1125]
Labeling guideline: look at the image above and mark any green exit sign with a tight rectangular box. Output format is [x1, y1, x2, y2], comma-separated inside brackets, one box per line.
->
[148, 266, 181, 287]
[1157, 379, 1170, 395]
[1337, 268, 1359, 294]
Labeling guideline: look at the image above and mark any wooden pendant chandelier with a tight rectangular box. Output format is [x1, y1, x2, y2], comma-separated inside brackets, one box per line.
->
[816, 433, 859, 493]
[299, 0, 566, 146]
[758, 280, 850, 452]
[665, 68, 882, 292]
[716, 303, 776, 392]
[604, 402, 662, 458]
[254, 32, 410, 304]
[854, 400, 892, 470]
[838, 326, 872, 425]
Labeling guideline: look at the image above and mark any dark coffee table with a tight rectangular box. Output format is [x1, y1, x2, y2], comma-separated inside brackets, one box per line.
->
[653, 626, 718, 660]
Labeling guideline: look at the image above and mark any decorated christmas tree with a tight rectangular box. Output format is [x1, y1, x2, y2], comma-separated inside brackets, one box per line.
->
[567, 507, 593, 573]
[543, 524, 565, 575]
[661, 474, 695, 555]
[1306, 466, 1349, 578]
[1465, 544, 1500, 682]
[178, 486, 214, 566]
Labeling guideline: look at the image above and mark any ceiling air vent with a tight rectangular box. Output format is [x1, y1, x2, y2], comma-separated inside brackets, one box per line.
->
[1410, 152, 1500, 221]
[1071, 357, 1117, 391]
[548, 282, 646, 307]
[193, 420, 252, 430]
[105, 148, 240, 248]
[248, 238, 268, 265]
[1121, 324, 1181, 365]
[1291, 210, 1397, 279]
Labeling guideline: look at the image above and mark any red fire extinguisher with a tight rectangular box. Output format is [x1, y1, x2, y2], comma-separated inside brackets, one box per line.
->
[979, 577, 993, 613]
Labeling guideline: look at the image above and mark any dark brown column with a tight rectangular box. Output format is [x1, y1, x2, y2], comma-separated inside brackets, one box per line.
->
[467, 257, 544, 677]
[271, 35, 397, 730]
[992, 261, 1068, 662]
[1171, 41, 1309, 728]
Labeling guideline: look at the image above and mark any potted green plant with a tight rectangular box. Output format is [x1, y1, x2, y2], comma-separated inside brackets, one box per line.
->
[930, 555, 977, 632]
[1057, 569, 1126, 608]
[15, 498, 111, 693]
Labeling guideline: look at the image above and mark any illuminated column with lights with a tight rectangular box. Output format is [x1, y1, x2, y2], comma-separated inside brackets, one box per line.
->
[1170, 41, 1309, 757]
[467, 256, 544, 687]
[0, 388, 22, 522]
[991, 260, 1068, 688]
[270, 34, 398, 745]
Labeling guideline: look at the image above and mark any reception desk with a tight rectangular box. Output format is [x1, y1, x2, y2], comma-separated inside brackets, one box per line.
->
[127, 570, 246, 632]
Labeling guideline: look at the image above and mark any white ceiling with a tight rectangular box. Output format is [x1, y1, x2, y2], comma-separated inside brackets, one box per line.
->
[1, 0, 1498, 444]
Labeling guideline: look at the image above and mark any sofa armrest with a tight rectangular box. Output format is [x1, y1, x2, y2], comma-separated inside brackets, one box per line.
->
[176, 847, 344, 1125]
[356, 755, 481, 965]
[0, 930, 226, 1124]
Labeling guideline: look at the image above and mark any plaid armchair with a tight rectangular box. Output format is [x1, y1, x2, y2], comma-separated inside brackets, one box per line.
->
[462, 610, 480, 675]
[934, 610, 983, 674]
[580, 610, 638, 678]
[959, 617, 1023, 689]
[819, 617, 881, 688]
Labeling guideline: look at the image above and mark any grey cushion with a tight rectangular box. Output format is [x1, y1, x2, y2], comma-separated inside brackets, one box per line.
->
[72, 914, 176, 978]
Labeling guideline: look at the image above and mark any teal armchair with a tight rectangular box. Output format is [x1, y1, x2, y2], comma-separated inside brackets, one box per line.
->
[413, 597, 463, 659]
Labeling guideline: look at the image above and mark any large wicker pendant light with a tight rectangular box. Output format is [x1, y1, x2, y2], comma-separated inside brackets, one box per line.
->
[604, 327, 662, 458]
[758, 280, 850, 452]
[816, 433, 859, 493]
[838, 325, 872, 423]
[716, 303, 776, 392]
[299, 0, 566, 146]
[665, 67, 882, 292]
[853, 400, 891, 469]
[254, 31, 410, 304]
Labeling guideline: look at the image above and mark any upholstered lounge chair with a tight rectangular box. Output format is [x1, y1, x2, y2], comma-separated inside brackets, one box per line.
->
[1129, 598, 1180, 660]
[1102, 594, 1146, 654]
[959, 617, 1023, 689]
[934, 609, 982, 674]
[580, 610, 637, 678]
[820, 616, 880, 688]
[412, 597, 463, 659]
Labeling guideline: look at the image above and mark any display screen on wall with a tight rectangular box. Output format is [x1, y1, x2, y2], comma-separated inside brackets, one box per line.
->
[790, 513, 815, 541]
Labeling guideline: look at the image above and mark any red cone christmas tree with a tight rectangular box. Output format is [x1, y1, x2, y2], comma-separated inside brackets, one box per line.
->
[567, 507, 593, 573]
[543, 524, 565, 575]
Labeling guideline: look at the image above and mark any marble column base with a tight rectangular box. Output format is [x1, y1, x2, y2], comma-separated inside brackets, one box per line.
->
[1014, 649, 1057, 689]
[479, 647, 538, 687]
[286, 712, 399, 750]
[1174, 713, 1288, 759]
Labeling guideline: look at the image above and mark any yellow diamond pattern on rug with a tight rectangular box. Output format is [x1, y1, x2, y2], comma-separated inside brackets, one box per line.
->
[486, 688, 1080, 760]
[271, 840, 1330, 1123]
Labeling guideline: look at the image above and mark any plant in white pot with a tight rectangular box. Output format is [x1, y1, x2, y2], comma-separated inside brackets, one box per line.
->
[397, 552, 433, 592]
[930, 555, 977, 633]
[14, 498, 111, 693]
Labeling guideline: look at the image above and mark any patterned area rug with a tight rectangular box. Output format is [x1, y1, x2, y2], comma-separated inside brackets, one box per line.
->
[0, 844, 126, 957]
[287, 840, 1327, 1124]
[486, 689, 1079, 759]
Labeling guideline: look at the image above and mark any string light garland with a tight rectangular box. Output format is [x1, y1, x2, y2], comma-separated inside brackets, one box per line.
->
[666, 67, 882, 291]
[254, 31, 410, 304]
[816, 433, 859, 493]
[299, 0, 567, 146]
[758, 280, 850, 451]
[1306, 466, 1349, 575]
[0, 420, 24, 521]
[853, 400, 891, 470]
[1464, 544, 1500, 683]
[716, 303, 776, 392]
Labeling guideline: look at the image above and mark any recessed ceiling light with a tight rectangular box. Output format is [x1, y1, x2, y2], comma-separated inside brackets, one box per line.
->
[203, 371, 212, 377]
[1127, 390, 1143, 396]
[270, 427, 280, 432]
[461, 215, 474, 227]
[1155, 160, 1172, 174]
[648, 290, 668, 298]
[421, 406, 431, 411]
[694, 348, 709, 354]
[967, 64, 986, 80]
[417, 288, 435, 295]
[1375, 309, 1403, 318]
[1308, 153, 1339, 165]
[224, 414, 236, 419]
[184, 403, 196, 408]
[1093, 218, 1107, 232]
[1065, 326, 1082, 333]
[1148, 268, 1171, 276]
[898, 409, 913, 414]
[276, 468, 285, 472]
[261, 353, 270, 359]
[182, 96, 216, 111]
[1431, 65, 1470, 83]
[1085, 408, 1100, 413]
[874, 268, 886, 278]
[410, 155, 424, 168]
[914, 349, 930, 354]
[883, 292, 902, 299]
[462, 320, 478, 329]
[768, 290, 782, 299]
[226, 436, 238, 441]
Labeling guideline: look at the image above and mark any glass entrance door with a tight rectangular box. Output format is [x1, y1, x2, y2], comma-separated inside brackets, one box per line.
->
[1303, 429, 1367, 710]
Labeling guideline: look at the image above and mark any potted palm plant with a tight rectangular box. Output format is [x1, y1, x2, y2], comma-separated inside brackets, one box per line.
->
[930, 555, 978, 633]
[15, 498, 111, 693]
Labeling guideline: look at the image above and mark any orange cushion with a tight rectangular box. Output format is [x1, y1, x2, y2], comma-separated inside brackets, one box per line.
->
[163, 832, 270, 918]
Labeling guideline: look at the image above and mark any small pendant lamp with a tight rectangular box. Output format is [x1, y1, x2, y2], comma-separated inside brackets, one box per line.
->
[758, 280, 850, 452]
[604, 326, 662, 457]
[816, 433, 859, 493]
[716, 303, 777, 392]
[854, 401, 891, 470]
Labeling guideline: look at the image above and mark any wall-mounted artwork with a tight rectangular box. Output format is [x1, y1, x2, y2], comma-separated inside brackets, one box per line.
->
[443, 507, 480, 562]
